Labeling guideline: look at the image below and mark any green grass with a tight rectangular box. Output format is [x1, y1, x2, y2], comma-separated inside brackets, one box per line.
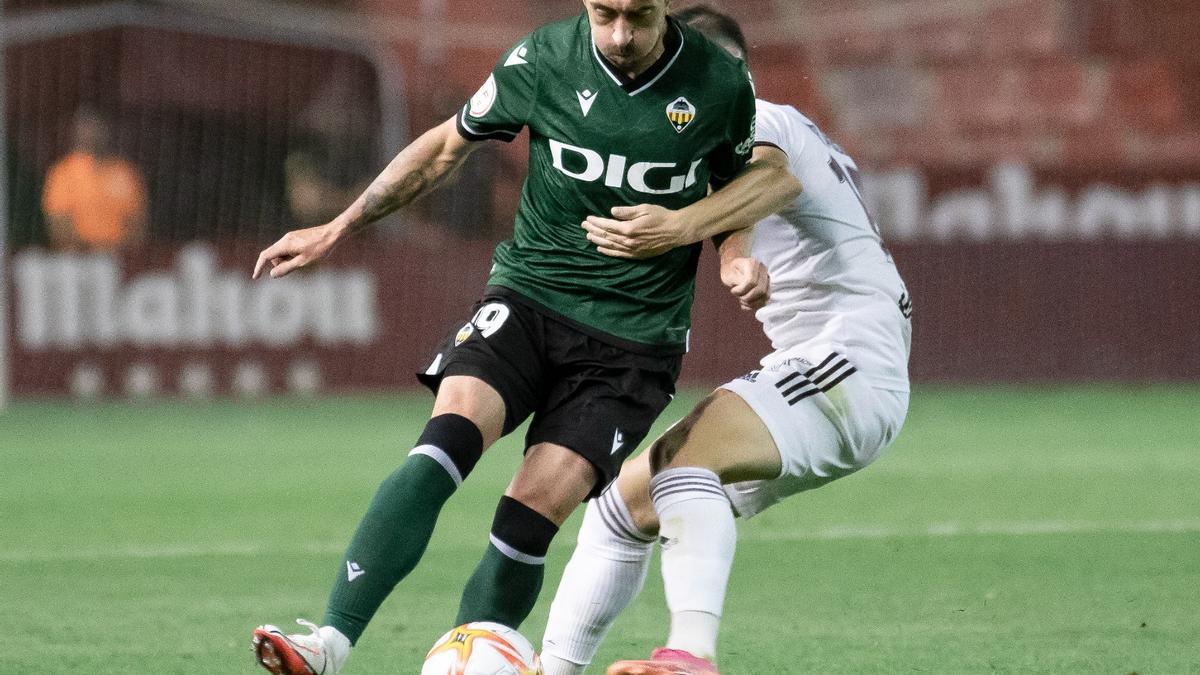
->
[2, 386, 1199, 673]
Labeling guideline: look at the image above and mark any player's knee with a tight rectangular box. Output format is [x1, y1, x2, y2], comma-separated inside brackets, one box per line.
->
[431, 375, 506, 447]
[507, 443, 597, 525]
[623, 494, 659, 537]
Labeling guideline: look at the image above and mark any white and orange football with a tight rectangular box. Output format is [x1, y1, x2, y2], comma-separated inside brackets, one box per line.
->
[420, 622, 543, 675]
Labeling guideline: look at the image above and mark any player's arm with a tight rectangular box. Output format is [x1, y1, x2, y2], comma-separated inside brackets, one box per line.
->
[678, 143, 798, 242]
[715, 225, 770, 311]
[253, 116, 479, 279]
[583, 144, 800, 259]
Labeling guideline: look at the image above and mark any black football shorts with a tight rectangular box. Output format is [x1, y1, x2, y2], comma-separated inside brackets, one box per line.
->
[417, 287, 682, 497]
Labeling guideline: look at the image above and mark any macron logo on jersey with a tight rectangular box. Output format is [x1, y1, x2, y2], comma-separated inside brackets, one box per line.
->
[504, 43, 529, 67]
[346, 561, 365, 582]
[576, 89, 598, 117]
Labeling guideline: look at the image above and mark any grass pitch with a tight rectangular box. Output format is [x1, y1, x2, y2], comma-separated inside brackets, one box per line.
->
[2, 385, 1198, 673]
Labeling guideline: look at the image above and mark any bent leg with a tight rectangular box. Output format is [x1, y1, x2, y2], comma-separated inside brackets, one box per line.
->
[456, 441, 596, 628]
[647, 389, 781, 664]
[324, 376, 504, 644]
[541, 454, 657, 675]
[542, 391, 782, 670]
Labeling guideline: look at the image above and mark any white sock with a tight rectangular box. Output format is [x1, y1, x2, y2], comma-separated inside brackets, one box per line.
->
[651, 467, 735, 663]
[540, 653, 587, 675]
[541, 486, 656, 674]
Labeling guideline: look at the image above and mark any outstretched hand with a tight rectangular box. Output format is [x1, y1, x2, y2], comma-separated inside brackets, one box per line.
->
[252, 223, 341, 279]
[721, 257, 769, 311]
[582, 204, 692, 259]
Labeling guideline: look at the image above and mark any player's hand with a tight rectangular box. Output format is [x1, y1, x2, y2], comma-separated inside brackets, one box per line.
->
[721, 257, 769, 311]
[252, 223, 342, 279]
[583, 204, 692, 259]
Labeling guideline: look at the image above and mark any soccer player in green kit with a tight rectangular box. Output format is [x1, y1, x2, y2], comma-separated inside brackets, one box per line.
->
[250, 2, 801, 672]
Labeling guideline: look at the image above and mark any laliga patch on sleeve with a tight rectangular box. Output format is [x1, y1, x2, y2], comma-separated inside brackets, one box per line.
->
[469, 74, 498, 118]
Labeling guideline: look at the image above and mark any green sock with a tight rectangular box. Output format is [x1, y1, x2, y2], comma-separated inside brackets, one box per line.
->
[323, 454, 457, 643]
[455, 542, 545, 628]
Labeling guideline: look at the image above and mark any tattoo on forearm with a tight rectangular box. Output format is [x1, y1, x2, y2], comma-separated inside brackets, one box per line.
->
[358, 169, 428, 226]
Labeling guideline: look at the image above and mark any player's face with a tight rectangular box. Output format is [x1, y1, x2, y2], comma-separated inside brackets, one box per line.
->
[584, 0, 670, 73]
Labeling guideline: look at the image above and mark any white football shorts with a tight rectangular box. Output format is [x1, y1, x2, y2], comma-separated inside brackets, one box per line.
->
[718, 351, 908, 518]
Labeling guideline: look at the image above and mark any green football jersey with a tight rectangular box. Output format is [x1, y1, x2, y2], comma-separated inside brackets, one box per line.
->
[456, 13, 756, 352]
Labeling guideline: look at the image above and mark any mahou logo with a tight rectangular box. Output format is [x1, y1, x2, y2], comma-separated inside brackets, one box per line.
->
[14, 243, 379, 349]
[865, 164, 1200, 241]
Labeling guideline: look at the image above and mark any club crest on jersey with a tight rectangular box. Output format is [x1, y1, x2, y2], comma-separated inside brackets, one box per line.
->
[454, 322, 475, 346]
[666, 96, 696, 133]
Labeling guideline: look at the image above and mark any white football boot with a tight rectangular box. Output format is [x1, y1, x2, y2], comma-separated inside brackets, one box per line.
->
[252, 619, 350, 674]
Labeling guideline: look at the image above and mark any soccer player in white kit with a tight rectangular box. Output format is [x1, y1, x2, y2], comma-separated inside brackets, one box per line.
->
[539, 6, 913, 674]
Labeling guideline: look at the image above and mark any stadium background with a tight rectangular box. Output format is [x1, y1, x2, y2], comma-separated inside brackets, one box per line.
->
[2, 1, 1198, 673]
[5, 0, 1199, 398]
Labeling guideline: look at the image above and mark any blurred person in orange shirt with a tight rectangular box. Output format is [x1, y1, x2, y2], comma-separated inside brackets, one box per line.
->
[42, 107, 148, 251]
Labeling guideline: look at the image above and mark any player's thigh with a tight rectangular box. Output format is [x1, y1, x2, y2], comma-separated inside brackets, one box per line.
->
[525, 334, 681, 500]
[720, 357, 905, 518]
[417, 294, 547, 437]
[505, 442, 599, 526]
[649, 388, 783, 484]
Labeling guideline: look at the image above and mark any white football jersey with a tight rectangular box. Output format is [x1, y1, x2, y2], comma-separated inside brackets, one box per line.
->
[750, 100, 911, 392]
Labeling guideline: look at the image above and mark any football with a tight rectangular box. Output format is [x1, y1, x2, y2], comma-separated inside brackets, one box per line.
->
[420, 622, 543, 675]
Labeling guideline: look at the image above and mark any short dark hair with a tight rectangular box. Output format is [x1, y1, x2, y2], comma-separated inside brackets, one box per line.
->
[672, 4, 748, 61]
